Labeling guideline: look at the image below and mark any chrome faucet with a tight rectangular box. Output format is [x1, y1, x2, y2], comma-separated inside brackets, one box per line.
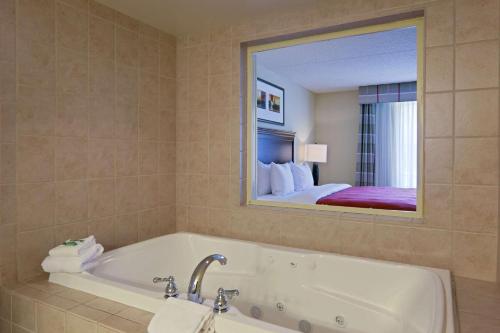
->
[188, 254, 227, 303]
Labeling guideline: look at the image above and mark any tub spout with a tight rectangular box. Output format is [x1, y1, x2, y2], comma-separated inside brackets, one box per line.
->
[188, 254, 227, 303]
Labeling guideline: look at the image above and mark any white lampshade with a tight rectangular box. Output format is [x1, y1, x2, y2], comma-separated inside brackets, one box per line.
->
[305, 144, 327, 163]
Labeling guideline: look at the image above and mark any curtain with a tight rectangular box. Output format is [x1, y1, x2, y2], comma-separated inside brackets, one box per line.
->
[355, 104, 376, 186]
[375, 101, 417, 188]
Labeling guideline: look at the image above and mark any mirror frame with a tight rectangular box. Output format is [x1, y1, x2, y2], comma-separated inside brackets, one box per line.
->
[245, 16, 424, 218]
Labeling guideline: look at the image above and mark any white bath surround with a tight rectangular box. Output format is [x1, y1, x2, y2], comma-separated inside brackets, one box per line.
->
[49, 233, 456, 333]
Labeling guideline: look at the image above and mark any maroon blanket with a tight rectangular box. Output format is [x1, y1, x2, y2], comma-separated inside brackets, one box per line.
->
[316, 186, 417, 211]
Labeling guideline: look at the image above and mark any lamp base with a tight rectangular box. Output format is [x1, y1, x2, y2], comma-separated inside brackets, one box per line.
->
[312, 163, 319, 186]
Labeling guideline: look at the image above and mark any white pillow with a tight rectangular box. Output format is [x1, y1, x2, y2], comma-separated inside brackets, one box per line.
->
[270, 163, 295, 196]
[290, 162, 314, 191]
[257, 161, 272, 195]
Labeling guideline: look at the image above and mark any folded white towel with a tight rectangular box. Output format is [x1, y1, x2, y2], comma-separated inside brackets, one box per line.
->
[42, 244, 104, 273]
[148, 297, 215, 333]
[49, 235, 96, 257]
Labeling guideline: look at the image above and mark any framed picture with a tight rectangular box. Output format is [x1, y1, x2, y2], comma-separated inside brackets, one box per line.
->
[256, 78, 285, 126]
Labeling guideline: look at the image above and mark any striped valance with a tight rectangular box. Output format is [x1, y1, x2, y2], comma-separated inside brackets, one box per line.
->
[359, 81, 417, 104]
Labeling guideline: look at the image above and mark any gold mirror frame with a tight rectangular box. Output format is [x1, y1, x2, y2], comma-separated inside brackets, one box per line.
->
[245, 16, 425, 218]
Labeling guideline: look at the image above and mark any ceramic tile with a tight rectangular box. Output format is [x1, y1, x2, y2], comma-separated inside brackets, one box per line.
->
[86, 298, 127, 315]
[138, 175, 159, 209]
[16, 86, 55, 137]
[56, 2, 88, 52]
[36, 302, 65, 333]
[453, 232, 498, 281]
[116, 27, 138, 67]
[17, 228, 54, 281]
[115, 140, 138, 177]
[139, 36, 159, 74]
[453, 185, 498, 234]
[114, 214, 138, 247]
[115, 177, 138, 213]
[17, 39, 55, 89]
[425, 93, 453, 137]
[425, 1, 454, 47]
[88, 139, 115, 178]
[425, 138, 453, 184]
[88, 179, 115, 219]
[423, 184, 452, 229]
[17, 136, 54, 183]
[17, 0, 55, 46]
[455, 0, 499, 43]
[56, 92, 88, 138]
[425, 46, 454, 92]
[12, 295, 34, 331]
[455, 89, 499, 137]
[67, 313, 98, 333]
[138, 209, 160, 240]
[455, 41, 499, 90]
[17, 183, 55, 232]
[55, 137, 88, 180]
[57, 46, 88, 95]
[454, 138, 499, 185]
[90, 16, 114, 60]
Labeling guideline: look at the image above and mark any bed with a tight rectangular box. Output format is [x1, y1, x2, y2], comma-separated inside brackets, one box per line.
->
[256, 127, 417, 212]
[316, 186, 417, 211]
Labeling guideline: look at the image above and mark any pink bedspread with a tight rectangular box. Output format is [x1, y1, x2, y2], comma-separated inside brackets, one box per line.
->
[316, 186, 417, 211]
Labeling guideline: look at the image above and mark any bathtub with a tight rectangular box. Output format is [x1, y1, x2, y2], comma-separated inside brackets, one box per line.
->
[49, 232, 455, 333]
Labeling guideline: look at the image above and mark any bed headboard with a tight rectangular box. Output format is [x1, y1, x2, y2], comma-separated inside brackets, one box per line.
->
[257, 127, 295, 164]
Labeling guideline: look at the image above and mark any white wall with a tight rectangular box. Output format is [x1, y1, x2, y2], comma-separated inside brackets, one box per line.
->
[256, 65, 315, 161]
[315, 90, 359, 185]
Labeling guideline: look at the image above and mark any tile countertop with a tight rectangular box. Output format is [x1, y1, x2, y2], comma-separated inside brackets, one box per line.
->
[0, 276, 499, 333]
[0, 277, 153, 333]
[455, 277, 500, 333]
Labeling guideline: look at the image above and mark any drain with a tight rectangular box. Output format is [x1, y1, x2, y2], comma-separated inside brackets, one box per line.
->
[276, 302, 285, 312]
[298, 320, 312, 333]
[250, 306, 262, 319]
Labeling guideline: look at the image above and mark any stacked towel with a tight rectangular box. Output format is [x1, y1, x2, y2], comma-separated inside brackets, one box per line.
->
[148, 297, 215, 333]
[42, 236, 104, 273]
[49, 235, 96, 256]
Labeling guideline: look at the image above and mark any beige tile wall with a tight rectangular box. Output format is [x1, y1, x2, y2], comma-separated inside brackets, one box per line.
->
[1, 0, 499, 286]
[0, 0, 177, 283]
[0, 0, 17, 286]
[175, 0, 500, 282]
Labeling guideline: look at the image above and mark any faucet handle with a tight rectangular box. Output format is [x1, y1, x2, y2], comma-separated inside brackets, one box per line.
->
[153, 276, 179, 298]
[213, 287, 239, 313]
[223, 288, 240, 300]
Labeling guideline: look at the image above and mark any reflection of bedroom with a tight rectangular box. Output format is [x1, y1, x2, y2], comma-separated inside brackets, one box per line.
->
[254, 26, 418, 212]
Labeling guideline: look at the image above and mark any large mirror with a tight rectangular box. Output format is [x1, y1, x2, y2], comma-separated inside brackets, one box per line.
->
[246, 18, 423, 217]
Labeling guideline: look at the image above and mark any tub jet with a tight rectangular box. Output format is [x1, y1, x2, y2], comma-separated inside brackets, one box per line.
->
[298, 320, 312, 333]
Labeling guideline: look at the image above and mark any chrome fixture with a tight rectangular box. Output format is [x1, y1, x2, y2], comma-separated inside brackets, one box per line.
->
[153, 275, 179, 298]
[188, 254, 227, 303]
[250, 305, 262, 319]
[213, 287, 239, 313]
[298, 320, 312, 333]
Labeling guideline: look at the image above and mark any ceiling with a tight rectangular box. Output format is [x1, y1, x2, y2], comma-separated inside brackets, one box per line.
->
[96, 0, 313, 36]
[256, 27, 417, 93]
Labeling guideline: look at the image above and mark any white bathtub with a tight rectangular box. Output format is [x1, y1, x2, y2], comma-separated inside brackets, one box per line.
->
[50, 232, 455, 333]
